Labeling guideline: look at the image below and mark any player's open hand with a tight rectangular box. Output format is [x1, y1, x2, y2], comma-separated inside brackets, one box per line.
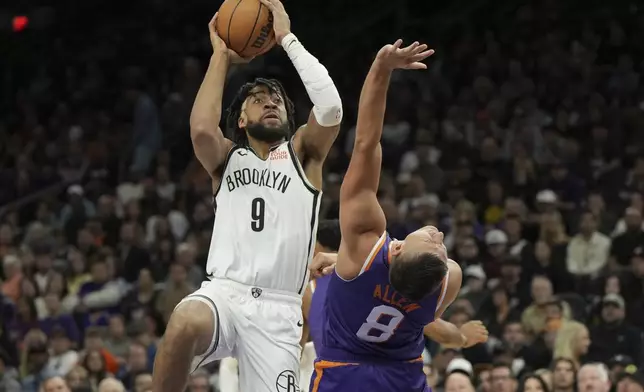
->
[309, 252, 337, 279]
[460, 320, 489, 348]
[258, 0, 291, 44]
[375, 40, 434, 71]
[208, 14, 254, 64]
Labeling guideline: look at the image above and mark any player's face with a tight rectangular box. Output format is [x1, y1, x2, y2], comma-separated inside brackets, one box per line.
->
[239, 85, 289, 143]
[398, 226, 448, 261]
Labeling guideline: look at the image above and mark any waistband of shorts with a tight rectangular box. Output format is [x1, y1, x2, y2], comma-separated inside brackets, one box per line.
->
[318, 347, 424, 365]
[210, 277, 302, 304]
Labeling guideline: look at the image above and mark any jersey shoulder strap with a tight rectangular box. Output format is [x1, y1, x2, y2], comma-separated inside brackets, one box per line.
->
[286, 138, 318, 194]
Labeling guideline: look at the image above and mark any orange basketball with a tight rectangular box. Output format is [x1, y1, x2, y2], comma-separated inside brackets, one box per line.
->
[215, 0, 276, 58]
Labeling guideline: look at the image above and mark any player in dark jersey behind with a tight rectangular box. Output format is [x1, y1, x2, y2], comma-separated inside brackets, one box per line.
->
[310, 41, 488, 392]
[302, 219, 342, 351]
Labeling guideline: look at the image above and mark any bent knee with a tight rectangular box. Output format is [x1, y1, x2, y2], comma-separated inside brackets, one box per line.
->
[169, 300, 216, 339]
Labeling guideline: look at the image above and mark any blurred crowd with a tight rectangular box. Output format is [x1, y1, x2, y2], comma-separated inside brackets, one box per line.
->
[2, 0, 644, 391]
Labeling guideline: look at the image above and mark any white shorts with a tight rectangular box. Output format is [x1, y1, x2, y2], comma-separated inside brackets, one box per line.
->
[217, 342, 316, 392]
[177, 278, 303, 392]
[299, 342, 316, 392]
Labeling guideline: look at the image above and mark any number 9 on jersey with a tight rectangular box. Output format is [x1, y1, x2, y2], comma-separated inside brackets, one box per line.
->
[251, 197, 265, 232]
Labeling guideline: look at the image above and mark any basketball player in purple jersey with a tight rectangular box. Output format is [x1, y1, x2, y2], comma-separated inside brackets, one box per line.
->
[310, 41, 487, 392]
[302, 221, 486, 354]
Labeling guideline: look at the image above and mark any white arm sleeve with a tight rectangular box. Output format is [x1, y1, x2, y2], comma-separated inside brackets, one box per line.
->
[281, 33, 343, 127]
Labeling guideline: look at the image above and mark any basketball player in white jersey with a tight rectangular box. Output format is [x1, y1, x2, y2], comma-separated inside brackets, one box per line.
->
[151, 1, 342, 391]
[218, 220, 342, 392]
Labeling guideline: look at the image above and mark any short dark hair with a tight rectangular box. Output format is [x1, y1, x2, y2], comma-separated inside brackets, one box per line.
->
[518, 374, 549, 392]
[225, 78, 296, 145]
[389, 252, 447, 302]
[317, 220, 341, 252]
[551, 357, 577, 371]
[492, 360, 513, 372]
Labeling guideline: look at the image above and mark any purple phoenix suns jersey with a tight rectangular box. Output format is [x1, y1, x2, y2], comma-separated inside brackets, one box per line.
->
[310, 232, 449, 392]
[308, 274, 331, 352]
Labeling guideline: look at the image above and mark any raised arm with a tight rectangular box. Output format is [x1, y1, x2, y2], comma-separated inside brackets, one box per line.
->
[338, 41, 434, 273]
[260, 0, 343, 187]
[190, 15, 246, 178]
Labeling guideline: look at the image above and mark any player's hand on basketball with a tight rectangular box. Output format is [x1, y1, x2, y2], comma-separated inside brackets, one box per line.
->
[258, 0, 291, 44]
[208, 14, 254, 64]
[309, 252, 337, 279]
[375, 40, 435, 71]
[460, 320, 489, 348]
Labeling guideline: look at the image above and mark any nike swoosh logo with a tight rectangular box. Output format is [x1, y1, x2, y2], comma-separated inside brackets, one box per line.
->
[297, 321, 303, 327]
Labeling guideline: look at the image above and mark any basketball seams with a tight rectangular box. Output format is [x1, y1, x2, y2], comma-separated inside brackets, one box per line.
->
[238, 1, 264, 53]
[226, 0, 244, 50]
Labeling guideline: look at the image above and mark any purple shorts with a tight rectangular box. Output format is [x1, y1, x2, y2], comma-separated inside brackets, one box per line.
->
[310, 359, 430, 392]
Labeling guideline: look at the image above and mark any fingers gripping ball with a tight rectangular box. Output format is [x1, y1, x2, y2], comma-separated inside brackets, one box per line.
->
[215, 0, 276, 57]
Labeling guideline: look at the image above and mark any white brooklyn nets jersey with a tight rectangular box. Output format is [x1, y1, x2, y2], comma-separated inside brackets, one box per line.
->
[207, 140, 321, 294]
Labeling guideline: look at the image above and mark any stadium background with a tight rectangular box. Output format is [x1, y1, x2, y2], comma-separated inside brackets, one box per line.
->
[1, 0, 644, 391]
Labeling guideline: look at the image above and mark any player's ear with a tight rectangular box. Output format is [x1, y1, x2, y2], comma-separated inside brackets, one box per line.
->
[390, 240, 404, 257]
[238, 112, 247, 128]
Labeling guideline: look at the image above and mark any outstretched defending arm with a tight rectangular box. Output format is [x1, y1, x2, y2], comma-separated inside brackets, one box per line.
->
[190, 15, 247, 177]
[424, 319, 489, 348]
[260, 0, 342, 182]
[338, 41, 434, 276]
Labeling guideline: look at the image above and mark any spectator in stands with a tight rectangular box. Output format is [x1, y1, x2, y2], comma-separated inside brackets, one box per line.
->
[615, 370, 644, 392]
[21, 340, 56, 392]
[553, 321, 591, 367]
[118, 342, 150, 390]
[490, 362, 517, 392]
[44, 327, 78, 377]
[1, 255, 22, 302]
[610, 208, 644, 268]
[41, 376, 71, 392]
[522, 277, 571, 337]
[97, 377, 126, 392]
[0, 352, 21, 392]
[133, 372, 153, 392]
[445, 371, 476, 392]
[577, 363, 611, 392]
[587, 294, 643, 366]
[103, 315, 130, 360]
[83, 349, 111, 390]
[517, 374, 550, 392]
[187, 370, 211, 392]
[65, 365, 90, 390]
[566, 211, 610, 279]
[551, 358, 576, 392]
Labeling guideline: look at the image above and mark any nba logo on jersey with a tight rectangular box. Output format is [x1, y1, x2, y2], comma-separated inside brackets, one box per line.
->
[275, 370, 299, 392]
[251, 287, 262, 298]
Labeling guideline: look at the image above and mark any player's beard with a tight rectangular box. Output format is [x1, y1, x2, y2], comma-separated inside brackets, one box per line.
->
[246, 122, 289, 143]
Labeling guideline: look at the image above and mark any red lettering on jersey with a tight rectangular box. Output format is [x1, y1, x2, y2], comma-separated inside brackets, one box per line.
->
[270, 150, 288, 160]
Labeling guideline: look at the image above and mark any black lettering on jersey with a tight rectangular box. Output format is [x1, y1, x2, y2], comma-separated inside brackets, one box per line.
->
[225, 169, 292, 194]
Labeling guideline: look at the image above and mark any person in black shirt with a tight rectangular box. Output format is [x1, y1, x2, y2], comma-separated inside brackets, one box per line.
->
[610, 208, 644, 268]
